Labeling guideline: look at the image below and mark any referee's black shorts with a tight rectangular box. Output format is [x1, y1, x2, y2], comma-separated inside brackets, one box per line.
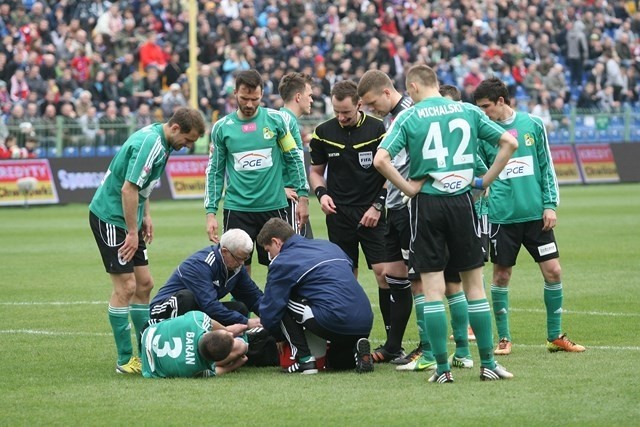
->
[326, 204, 386, 269]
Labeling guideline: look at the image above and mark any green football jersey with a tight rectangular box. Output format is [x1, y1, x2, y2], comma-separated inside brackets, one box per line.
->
[279, 107, 309, 195]
[477, 112, 559, 224]
[205, 107, 308, 214]
[141, 311, 215, 378]
[381, 97, 505, 196]
[89, 123, 170, 229]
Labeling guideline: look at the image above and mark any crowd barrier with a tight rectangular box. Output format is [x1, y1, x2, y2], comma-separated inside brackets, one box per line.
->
[0, 146, 638, 207]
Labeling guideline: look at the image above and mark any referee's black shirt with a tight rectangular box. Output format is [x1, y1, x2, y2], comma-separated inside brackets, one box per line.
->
[310, 112, 387, 206]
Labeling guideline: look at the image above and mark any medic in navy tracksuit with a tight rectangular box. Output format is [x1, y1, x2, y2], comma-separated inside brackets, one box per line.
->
[150, 245, 263, 326]
[259, 234, 374, 369]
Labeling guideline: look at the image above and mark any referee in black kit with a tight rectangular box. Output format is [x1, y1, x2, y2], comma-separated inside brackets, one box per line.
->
[308, 79, 389, 322]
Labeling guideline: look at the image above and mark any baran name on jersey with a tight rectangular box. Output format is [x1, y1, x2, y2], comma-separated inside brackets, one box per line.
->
[185, 331, 196, 365]
[417, 103, 463, 118]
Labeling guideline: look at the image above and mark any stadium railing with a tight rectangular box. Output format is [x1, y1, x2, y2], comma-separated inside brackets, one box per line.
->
[4, 107, 640, 158]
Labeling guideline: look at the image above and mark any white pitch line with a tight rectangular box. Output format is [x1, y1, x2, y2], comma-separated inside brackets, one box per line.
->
[366, 303, 640, 318]
[510, 307, 640, 317]
[0, 301, 105, 306]
[1, 331, 638, 351]
[368, 339, 640, 352]
[2, 301, 638, 318]
[0, 329, 111, 337]
[3, 300, 639, 322]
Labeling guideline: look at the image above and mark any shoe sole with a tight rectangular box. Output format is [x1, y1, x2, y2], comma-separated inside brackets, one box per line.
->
[547, 344, 586, 353]
[356, 339, 374, 373]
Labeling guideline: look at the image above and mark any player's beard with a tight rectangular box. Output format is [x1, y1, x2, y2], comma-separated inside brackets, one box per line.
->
[240, 106, 256, 118]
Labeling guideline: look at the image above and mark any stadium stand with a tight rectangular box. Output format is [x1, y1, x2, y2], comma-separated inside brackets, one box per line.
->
[1, 0, 640, 157]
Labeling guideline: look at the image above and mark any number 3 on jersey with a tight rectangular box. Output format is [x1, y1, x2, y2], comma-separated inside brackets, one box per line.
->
[421, 119, 473, 167]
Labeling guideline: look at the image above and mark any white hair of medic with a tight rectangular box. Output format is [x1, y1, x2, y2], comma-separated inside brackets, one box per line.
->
[220, 228, 253, 254]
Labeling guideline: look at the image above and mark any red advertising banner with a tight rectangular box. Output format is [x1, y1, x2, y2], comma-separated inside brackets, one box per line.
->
[575, 144, 620, 183]
[165, 155, 209, 199]
[0, 159, 59, 206]
[549, 145, 582, 184]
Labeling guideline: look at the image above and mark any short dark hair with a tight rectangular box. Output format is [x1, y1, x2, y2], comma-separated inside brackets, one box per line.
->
[278, 72, 313, 102]
[330, 80, 359, 104]
[474, 77, 510, 105]
[198, 330, 234, 362]
[439, 84, 461, 101]
[167, 107, 206, 136]
[235, 69, 264, 92]
[357, 70, 393, 98]
[257, 218, 295, 247]
[406, 64, 438, 88]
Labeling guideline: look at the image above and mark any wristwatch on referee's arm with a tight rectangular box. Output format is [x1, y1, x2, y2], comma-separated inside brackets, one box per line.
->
[372, 187, 387, 212]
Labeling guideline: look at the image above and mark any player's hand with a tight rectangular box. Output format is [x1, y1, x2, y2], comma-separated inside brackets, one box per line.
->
[319, 194, 337, 215]
[359, 206, 381, 228]
[285, 187, 298, 202]
[296, 197, 309, 228]
[118, 231, 139, 263]
[206, 213, 219, 243]
[141, 216, 153, 244]
[247, 317, 262, 329]
[226, 323, 248, 337]
[542, 208, 557, 231]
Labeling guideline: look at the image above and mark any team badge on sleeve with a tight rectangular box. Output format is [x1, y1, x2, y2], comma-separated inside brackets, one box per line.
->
[263, 127, 275, 140]
[524, 133, 535, 146]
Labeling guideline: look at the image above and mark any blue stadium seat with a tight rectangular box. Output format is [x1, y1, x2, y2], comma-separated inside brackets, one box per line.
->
[609, 115, 623, 127]
[607, 128, 623, 142]
[112, 145, 122, 155]
[63, 146, 79, 157]
[34, 147, 45, 158]
[547, 130, 558, 143]
[46, 147, 58, 158]
[574, 129, 587, 143]
[560, 129, 570, 142]
[574, 116, 584, 127]
[632, 127, 640, 141]
[80, 146, 95, 157]
[597, 129, 610, 142]
[95, 145, 110, 156]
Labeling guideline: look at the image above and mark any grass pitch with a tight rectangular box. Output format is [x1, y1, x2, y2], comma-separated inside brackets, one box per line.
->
[1, 184, 639, 426]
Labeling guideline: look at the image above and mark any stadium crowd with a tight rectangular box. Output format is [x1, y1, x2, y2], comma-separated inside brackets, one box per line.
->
[0, 0, 639, 158]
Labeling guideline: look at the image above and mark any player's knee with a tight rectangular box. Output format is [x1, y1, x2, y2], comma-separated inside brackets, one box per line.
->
[493, 269, 511, 286]
[137, 277, 154, 295]
[543, 263, 562, 283]
[114, 277, 137, 301]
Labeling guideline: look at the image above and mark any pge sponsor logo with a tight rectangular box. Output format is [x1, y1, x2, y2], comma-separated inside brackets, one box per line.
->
[499, 156, 534, 180]
[233, 148, 273, 171]
[439, 174, 469, 191]
[431, 169, 473, 193]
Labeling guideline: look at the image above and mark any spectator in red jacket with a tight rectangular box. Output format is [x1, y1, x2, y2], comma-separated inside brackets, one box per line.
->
[139, 32, 168, 72]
